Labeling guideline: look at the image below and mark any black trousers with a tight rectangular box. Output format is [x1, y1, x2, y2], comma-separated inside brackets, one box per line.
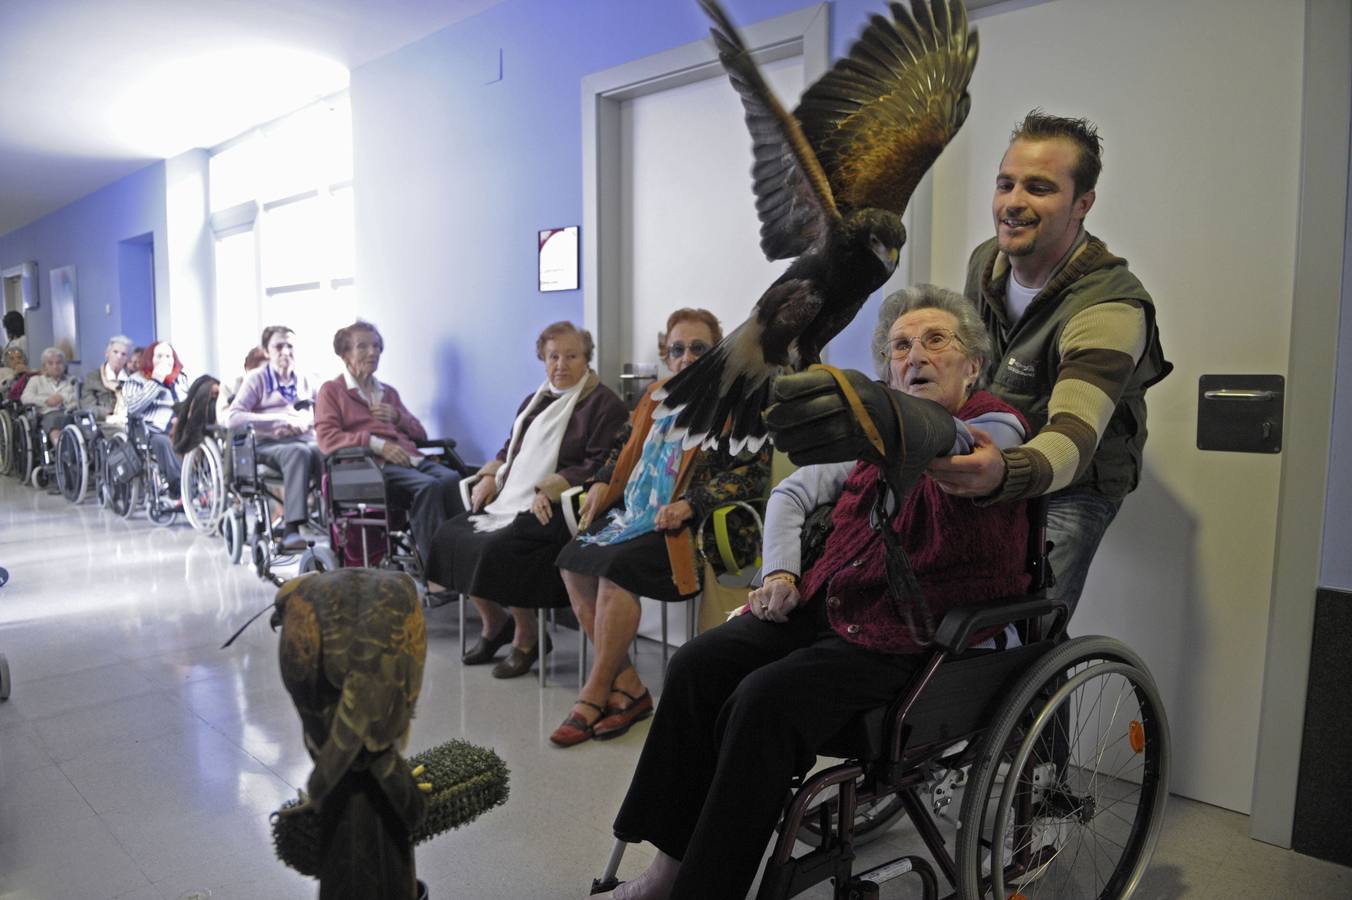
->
[380, 459, 463, 568]
[612, 604, 924, 900]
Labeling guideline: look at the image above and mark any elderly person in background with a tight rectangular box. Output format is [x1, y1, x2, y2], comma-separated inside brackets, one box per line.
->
[80, 335, 133, 426]
[126, 346, 144, 377]
[228, 325, 322, 551]
[123, 341, 189, 499]
[21, 347, 79, 450]
[427, 321, 628, 679]
[315, 320, 464, 569]
[550, 308, 770, 746]
[595, 285, 1031, 900]
[0, 345, 29, 394]
[217, 346, 269, 423]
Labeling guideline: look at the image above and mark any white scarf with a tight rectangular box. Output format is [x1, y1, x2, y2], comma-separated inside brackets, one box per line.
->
[473, 375, 589, 532]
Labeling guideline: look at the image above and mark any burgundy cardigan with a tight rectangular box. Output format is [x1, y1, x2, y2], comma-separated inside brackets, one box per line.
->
[798, 391, 1031, 654]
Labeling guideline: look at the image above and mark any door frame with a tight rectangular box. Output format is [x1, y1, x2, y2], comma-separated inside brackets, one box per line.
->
[580, 3, 830, 388]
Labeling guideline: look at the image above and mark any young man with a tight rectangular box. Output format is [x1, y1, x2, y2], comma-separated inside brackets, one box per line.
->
[227, 325, 322, 551]
[927, 110, 1171, 617]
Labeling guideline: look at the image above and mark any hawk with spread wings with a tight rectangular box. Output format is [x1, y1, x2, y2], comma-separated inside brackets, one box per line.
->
[657, 0, 978, 453]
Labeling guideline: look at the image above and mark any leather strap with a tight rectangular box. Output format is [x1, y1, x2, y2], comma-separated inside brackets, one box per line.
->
[808, 364, 886, 458]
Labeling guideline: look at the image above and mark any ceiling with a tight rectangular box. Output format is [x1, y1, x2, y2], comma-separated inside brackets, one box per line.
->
[0, 0, 506, 237]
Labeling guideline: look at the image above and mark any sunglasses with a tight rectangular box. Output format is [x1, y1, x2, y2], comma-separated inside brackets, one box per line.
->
[666, 341, 711, 359]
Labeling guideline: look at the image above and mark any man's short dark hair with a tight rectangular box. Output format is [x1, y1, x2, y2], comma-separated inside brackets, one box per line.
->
[260, 325, 294, 349]
[1011, 109, 1103, 197]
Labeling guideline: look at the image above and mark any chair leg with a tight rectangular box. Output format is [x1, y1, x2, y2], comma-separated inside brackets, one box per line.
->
[579, 627, 588, 691]
[459, 591, 466, 657]
[538, 607, 548, 688]
[591, 838, 629, 895]
[661, 602, 669, 672]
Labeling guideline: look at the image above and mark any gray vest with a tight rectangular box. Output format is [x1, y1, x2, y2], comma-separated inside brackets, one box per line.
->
[965, 234, 1171, 499]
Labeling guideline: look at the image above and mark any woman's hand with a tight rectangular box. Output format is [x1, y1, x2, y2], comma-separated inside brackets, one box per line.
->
[379, 442, 413, 467]
[654, 499, 694, 531]
[369, 401, 398, 424]
[747, 573, 801, 623]
[578, 482, 608, 530]
[470, 476, 498, 512]
[152, 361, 173, 383]
[531, 490, 554, 525]
[44, 394, 63, 407]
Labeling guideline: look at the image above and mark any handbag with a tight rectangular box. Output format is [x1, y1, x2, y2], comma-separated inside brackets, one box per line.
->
[105, 440, 143, 485]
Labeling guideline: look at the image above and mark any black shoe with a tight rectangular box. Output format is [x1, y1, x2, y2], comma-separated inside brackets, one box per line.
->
[462, 618, 516, 665]
[424, 589, 458, 609]
[491, 633, 552, 679]
[279, 528, 308, 552]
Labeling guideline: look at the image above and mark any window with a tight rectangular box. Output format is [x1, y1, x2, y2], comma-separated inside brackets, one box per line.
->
[209, 93, 355, 379]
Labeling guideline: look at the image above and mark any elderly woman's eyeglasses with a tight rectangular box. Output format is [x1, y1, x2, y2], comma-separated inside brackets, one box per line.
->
[885, 329, 964, 360]
[666, 341, 711, 359]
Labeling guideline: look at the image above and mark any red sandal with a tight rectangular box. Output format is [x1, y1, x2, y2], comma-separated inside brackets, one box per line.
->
[549, 699, 606, 747]
[593, 688, 653, 740]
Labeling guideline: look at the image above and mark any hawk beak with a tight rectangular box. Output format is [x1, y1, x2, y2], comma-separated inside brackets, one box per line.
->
[886, 246, 899, 273]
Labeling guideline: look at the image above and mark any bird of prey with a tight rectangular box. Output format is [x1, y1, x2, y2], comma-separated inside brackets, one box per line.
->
[656, 0, 978, 453]
[276, 568, 429, 823]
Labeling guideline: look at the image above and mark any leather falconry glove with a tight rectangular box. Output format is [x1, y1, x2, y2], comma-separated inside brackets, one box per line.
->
[766, 365, 957, 491]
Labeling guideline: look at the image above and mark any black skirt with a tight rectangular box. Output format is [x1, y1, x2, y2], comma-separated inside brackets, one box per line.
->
[554, 523, 693, 604]
[425, 507, 573, 609]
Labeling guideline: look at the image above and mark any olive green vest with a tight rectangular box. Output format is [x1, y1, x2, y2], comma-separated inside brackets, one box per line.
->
[965, 233, 1171, 499]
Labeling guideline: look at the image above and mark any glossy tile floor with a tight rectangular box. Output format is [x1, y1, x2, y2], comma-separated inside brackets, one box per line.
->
[2, 477, 1350, 899]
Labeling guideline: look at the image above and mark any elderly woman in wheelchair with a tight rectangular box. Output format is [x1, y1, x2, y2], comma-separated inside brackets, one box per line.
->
[551, 307, 770, 746]
[122, 341, 188, 502]
[21, 347, 78, 455]
[49, 336, 133, 503]
[591, 285, 1170, 900]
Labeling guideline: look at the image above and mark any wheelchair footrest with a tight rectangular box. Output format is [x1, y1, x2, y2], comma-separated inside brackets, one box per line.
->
[760, 844, 855, 900]
[851, 855, 937, 900]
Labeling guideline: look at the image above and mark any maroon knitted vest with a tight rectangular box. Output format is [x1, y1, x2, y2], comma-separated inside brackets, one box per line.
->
[798, 390, 1031, 654]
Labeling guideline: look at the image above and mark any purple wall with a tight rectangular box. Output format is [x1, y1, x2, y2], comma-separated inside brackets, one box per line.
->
[0, 161, 166, 372]
[351, 0, 899, 462]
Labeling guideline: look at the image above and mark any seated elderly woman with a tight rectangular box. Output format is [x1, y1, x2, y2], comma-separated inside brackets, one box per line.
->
[314, 320, 464, 568]
[216, 346, 269, 425]
[426, 321, 628, 679]
[0, 346, 30, 395]
[228, 325, 322, 551]
[21, 347, 79, 450]
[123, 341, 189, 498]
[550, 308, 770, 746]
[80, 335, 133, 426]
[593, 285, 1031, 900]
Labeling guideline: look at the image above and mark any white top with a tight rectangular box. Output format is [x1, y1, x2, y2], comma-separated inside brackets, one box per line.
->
[1005, 274, 1040, 322]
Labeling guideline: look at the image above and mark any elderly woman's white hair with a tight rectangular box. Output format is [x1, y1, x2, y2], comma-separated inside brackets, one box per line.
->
[40, 346, 67, 366]
[871, 284, 992, 382]
[106, 334, 133, 352]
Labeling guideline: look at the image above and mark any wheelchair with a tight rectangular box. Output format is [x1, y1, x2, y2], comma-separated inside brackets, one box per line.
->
[54, 410, 116, 504]
[218, 425, 328, 582]
[0, 402, 16, 477]
[591, 499, 1170, 900]
[8, 403, 59, 490]
[296, 439, 472, 584]
[102, 418, 181, 526]
[180, 427, 227, 534]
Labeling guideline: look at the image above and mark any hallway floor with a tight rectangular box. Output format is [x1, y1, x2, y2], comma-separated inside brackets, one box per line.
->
[1, 477, 1349, 899]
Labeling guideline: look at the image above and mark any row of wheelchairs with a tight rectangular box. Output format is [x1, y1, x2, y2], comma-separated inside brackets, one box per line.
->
[0, 393, 473, 594]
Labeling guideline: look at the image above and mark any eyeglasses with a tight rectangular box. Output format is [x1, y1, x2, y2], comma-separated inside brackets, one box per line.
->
[666, 341, 711, 359]
[884, 329, 964, 360]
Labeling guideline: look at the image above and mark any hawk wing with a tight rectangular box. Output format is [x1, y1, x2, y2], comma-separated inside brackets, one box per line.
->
[699, 0, 841, 261]
[795, 0, 978, 217]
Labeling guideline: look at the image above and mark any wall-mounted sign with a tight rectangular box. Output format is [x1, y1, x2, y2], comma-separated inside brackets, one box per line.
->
[538, 226, 578, 292]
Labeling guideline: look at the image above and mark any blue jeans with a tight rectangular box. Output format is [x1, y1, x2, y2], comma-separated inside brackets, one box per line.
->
[1045, 487, 1121, 627]
[380, 458, 464, 568]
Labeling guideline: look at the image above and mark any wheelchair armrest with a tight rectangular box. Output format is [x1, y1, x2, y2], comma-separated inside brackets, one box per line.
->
[415, 438, 474, 477]
[331, 446, 376, 461]
[561, 485, 588, 536]
[458, 471, 486, 512]
[932, 597, 1069, 653]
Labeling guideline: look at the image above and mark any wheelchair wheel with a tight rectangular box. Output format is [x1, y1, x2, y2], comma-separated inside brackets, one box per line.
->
[30, 466, 51, 490]
[0, 653, 9, 701]
[0, 410, 13, 475]
[13, 417, 34, 485]
[298, 545, 341, 574]
[250, 534, 273, 579]
[144, 454, 178, 528]
[222, 508, 245, 564]
[955, 636, 1170, 900]
[799, 788, 908, 850]
[181, 440, 225, 534]
[55, 424, 89, 503]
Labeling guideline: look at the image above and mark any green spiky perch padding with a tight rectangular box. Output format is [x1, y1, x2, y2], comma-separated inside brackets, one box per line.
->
[272, 739, 511, 878]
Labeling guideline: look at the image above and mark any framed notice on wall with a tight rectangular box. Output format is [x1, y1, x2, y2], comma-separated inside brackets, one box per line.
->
[538, 226, 579, 292]
[49, 265, 80, 363]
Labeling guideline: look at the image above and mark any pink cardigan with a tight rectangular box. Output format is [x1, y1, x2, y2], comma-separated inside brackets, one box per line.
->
[314, 375, 428, 457]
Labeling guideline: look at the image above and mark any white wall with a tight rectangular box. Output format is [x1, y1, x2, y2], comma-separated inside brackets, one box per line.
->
[929, 0, 1305, 813]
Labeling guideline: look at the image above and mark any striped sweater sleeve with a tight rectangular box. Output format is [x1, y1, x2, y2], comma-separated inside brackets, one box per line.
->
[997, 300, 1147, 501]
